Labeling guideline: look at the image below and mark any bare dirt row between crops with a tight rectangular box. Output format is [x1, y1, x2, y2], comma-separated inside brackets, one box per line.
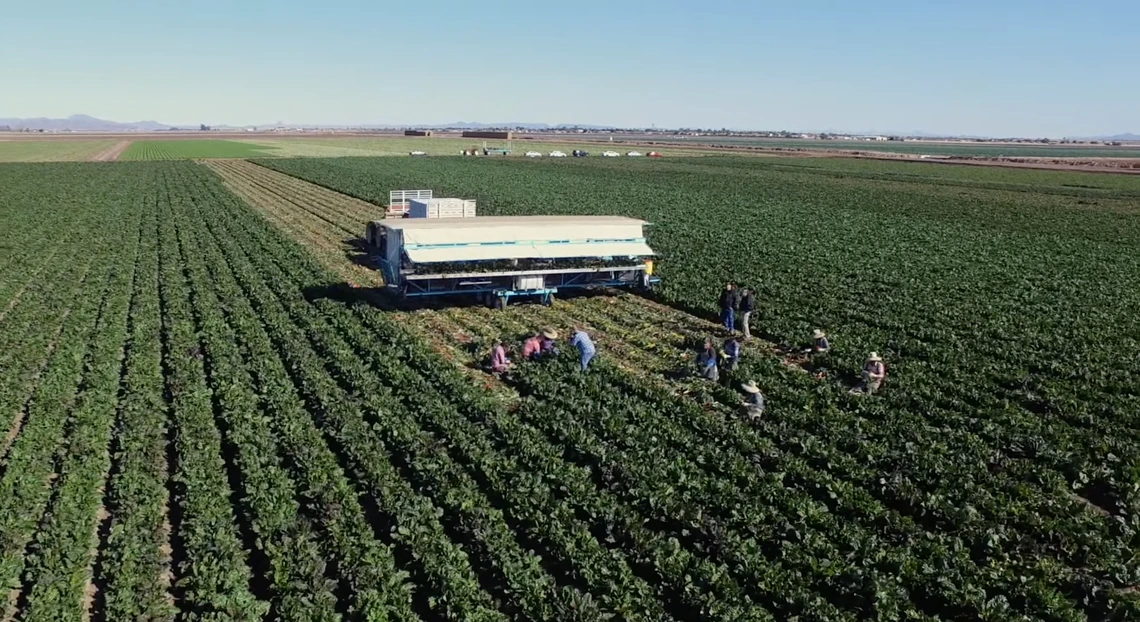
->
[88, 140, 131, 162]
[204, 159, 816, 408]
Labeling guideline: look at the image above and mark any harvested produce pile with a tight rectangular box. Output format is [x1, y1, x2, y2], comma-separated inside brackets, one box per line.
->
[0, 155, 1137, 621]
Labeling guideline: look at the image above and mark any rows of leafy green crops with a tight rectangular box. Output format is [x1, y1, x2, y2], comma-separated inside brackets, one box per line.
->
[2, 156, 1136, 619]
[120, 140, 278, 160]
[254, 155, 1140, 618]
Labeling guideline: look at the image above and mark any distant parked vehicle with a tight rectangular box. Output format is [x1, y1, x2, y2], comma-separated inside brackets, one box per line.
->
[602, 151, 620, 157]
[549, 151, 567, 157]
[572, 150, 589, 157]
[626, 151, 643, 157]
[525, 151, 543, 158]
[647, 151, 662, 157]
[409, 151, 427, 157]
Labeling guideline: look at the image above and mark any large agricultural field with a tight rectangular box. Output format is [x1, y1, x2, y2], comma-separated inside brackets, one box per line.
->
[0, 151, 1137, 621]
[120, 140, 283, 160]
[0, 140, 115, 162]
[616, 136, 1140, 159]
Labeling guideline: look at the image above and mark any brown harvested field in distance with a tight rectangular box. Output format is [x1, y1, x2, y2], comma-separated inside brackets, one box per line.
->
[6, 129, 1138, 173]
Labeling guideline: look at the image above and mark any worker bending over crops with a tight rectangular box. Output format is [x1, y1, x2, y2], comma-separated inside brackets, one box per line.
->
[488, 340, 512, 378]
[697, 337, 719, 382]
[719, 283, 739, 334]
[808, 329, 830, 354]
[721, 336, 741, 372]
[522, 332, 543, 361]
[741, 380, 765, 420]
[859, 352, 886, 394]
[738, 288, 755, 339]
[539, 328, 559, 355]
[569, 328, 596, 372]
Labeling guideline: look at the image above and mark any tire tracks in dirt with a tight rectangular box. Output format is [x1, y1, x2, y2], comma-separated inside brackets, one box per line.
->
[89, 141, 131, 162]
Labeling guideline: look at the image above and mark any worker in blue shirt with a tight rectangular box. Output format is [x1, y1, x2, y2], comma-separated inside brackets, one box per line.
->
[569, 328, 596, 371]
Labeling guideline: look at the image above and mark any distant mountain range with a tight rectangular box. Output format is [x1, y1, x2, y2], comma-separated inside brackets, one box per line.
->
[0, 114, 171, 131]
[0, 114, 1135, 141]
[1079, 133, 1140, 141]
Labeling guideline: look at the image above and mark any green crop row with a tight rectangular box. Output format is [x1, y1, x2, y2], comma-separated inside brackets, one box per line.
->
[255, 154, 1140, 619]
[1, 153, 1136, 620]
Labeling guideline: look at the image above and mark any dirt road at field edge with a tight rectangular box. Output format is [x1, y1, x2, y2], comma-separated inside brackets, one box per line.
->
[89, 140, 131, 162]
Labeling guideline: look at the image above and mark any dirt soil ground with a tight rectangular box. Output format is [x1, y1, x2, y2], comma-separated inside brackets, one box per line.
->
[88, 140, 131, 162]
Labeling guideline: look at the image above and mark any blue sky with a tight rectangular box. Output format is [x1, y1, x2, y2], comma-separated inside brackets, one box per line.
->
[2, 0, 1135, 136]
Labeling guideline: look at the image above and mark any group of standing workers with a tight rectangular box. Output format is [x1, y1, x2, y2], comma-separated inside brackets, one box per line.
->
[714, 283, 888, 419]
[488, 326, 597, 377]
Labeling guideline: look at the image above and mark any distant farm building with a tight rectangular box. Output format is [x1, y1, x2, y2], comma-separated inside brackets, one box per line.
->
[461, 131, 514, 140]
[405, 130, 433, 137]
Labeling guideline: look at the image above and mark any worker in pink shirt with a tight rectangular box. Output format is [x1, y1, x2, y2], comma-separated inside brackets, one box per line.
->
[488, 339, 511, 377]
[522, 331, 543, 361]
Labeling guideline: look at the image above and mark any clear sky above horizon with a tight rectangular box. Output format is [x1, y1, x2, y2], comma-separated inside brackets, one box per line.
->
[2, 0, 1135, 137]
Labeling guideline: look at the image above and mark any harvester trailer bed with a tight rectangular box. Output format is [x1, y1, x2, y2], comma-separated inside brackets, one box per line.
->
[366, 214, 659, 308]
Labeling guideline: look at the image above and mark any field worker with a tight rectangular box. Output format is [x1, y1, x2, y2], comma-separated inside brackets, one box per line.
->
[522, 332, 543, 361]
[719, 283, 739, 333]
[722, 336, 742, 372]
[860, 352, 886, 394]
[810, 329, 830, 354]
[489, 340, 512, 377]
[539, 328, 559, 356]
[697, 339, 719, 382]
[738, 288, 755, 339]
[569, 327, 596, 372]
[741, 380, 765, 420]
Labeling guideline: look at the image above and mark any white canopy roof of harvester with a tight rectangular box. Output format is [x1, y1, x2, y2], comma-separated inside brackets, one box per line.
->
[376, 215, 656, 263]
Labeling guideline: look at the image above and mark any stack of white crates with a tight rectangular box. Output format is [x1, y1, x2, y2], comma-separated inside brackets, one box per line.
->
[408, 198, 478, 219]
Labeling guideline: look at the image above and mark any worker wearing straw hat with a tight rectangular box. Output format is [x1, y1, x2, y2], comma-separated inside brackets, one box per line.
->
[539, 328, 559, 356]
[741, 380, 765, 420]
[860, 352, 886, 394]
[810, 329, 830, 354]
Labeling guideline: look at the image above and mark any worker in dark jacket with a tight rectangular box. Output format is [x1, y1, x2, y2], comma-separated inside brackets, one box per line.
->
[721, 336, 741, 371]
[738, 288, 755, 339]
[718, 283, 739, 333]
[697, 340, 719, 382]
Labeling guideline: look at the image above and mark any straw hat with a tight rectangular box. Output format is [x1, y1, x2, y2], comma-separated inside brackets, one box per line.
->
[541, 328, 558, 339]
[867, 352, 882, 361]
[812, 329, 825, 339]
[741, 380, 761, 394]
